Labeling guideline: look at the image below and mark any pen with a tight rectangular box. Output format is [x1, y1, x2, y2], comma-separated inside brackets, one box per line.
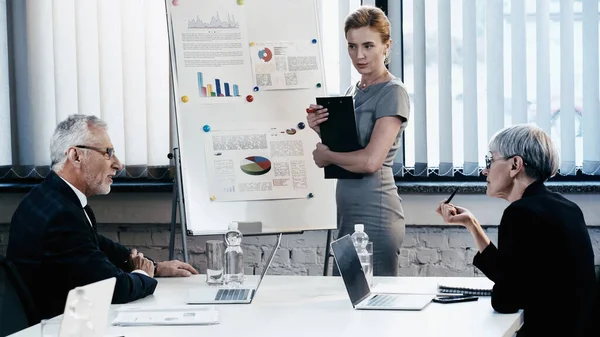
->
[444, 186, 459, 204]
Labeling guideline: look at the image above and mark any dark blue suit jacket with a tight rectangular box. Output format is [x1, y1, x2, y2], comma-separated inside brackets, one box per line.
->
[7, 171, 157, 319]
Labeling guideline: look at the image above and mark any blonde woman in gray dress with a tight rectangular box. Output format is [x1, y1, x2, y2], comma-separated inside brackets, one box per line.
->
[306, 6, 410, 276]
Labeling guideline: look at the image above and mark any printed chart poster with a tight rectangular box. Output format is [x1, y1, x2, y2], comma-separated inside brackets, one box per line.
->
[169, 0, 253, 103]
[204, 129, 311, 202]
[249, 41, 322, 90]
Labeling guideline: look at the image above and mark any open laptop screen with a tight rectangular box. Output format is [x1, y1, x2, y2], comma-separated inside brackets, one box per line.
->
[330, 235, 370, 306]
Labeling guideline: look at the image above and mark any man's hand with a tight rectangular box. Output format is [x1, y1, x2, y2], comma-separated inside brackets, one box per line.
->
[155, 260, 199, 277]
[130, 254, 155, 277]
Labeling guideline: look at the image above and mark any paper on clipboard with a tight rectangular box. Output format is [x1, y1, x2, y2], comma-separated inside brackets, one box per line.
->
[111, 306, 219, 326]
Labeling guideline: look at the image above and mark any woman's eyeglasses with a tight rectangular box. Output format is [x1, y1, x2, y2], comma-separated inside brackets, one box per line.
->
[484, 154, 527, 170]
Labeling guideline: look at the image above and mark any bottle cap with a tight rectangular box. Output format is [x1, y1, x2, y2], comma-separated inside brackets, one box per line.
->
[354, 224, 364, 232]
[229, 221, 238, 230]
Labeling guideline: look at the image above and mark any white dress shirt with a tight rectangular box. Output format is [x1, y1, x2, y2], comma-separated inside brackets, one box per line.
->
[59, 176, 149, 277]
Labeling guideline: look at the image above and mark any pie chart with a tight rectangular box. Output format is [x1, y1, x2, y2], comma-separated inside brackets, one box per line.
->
[257, 48, 273, 62]
[240, 156, 272, 175]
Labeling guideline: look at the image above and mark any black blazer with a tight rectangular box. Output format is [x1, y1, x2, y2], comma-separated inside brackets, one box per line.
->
[473, 180, 597, 337]
[7, 171, 157, 320]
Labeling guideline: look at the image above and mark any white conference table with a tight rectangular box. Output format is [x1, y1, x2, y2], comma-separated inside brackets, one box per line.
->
[12, 275, 523, 337]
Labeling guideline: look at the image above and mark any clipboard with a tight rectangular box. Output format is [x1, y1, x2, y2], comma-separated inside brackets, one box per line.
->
[316, 96, 363, 179]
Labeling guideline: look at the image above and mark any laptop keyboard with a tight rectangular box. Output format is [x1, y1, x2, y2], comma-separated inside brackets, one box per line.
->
[215, 288, 251, 301]
[366, 294, 400, 307]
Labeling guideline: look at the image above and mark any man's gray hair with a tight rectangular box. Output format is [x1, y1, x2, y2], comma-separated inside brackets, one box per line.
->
[50, 114, 107, 172]
[488, 124, 560, 181]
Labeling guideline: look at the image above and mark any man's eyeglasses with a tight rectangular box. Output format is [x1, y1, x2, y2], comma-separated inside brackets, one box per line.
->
[484, 154, 527, 170]
[75, 145, 115, 159]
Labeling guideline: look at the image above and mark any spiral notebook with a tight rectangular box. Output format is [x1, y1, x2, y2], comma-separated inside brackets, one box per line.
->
[437, 285, 492, 296]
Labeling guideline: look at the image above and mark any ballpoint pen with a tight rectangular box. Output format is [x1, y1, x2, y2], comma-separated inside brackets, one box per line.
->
[444, 186, 459, 204]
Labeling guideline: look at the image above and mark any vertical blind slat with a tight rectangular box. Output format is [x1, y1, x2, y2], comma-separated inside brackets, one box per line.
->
[12, 0, 32, 168]
[536, 0, 552, 134]
[582, 0, 600, 174]
[74, 0, 101, 116]
[412, 0, 427, 175]
[121, 0, 148, 169]
[98, 0, 126, 165]
[560, 0, 576, 174]
[26, 0, 55, 166]
[510, 0, 528, 125]
[438, 0, 453, 175]
[52, 0, 78, 122]
[387, 0, 404, 170]
[486, 0, 505, 142]
[0, 0, 10, 167]
[462, 0, 478, 175]
[144, 0, 169, 168]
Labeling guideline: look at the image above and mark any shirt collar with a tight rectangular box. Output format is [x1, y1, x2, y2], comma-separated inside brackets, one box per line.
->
[58, 176, 88, 208]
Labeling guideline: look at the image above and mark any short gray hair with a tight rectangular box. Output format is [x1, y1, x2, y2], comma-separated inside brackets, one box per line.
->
[51, 114, 107, 172]
[488, 124, 560, 181]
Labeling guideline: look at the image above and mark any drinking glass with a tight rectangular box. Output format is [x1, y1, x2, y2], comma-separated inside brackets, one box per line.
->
[40, 319, 61, 337]
[206, 240, 224, 285]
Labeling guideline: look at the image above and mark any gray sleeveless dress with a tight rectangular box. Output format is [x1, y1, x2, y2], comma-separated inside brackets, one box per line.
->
[332, 77, 410, 276]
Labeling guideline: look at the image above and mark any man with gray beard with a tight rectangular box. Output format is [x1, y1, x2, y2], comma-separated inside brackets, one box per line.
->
[7, 114, 197, 320]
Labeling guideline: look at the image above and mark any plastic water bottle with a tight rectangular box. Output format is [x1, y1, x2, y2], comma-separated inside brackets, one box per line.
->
[224, 221, 244, 287]
[65, 288, 95, 337]
[351, 224, 373, 286]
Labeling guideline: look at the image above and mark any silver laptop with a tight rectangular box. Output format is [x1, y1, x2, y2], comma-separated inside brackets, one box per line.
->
[331, 235, 434, 310]
[186, 233, 282, 304]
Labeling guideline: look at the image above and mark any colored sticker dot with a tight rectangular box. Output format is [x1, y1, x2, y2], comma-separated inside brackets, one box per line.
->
[316, 83, 322, 88]
[312, 38, 317, 44]
[210, 196, 216, 201]
[253, 86, 259, 92]
[203, 125, 211, 132]
[297, 122, 306, 130]
[237, 0, 244, 5]
[286, 128, 297, 135]
[249, 42, 255, 47]
[246, 95, 254, 102]
[308, 193, 314, 198]
[181, 95, 188, 103]
[172, 0, 179, 6]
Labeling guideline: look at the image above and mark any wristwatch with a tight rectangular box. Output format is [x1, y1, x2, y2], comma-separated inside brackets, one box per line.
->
[147, 257, 158, 275]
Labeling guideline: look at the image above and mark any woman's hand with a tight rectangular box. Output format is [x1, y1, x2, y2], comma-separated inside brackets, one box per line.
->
[435, 201, 475, 228]
[312, 143, 331, 167]
[306, 104, 328, 137]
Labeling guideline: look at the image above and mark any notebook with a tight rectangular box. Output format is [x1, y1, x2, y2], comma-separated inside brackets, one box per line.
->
[112, 306, 219, 326]
[186, 233, 282, 304]
[437, 285, 492, 296]
[316, 96, 363, 180]
[331, 234, 434, 311]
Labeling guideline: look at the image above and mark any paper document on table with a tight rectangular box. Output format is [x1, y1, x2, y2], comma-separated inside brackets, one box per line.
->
[111, 306, 219, 326]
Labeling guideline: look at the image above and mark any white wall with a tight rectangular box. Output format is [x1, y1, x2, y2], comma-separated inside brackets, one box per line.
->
[2, 192, 600, 226]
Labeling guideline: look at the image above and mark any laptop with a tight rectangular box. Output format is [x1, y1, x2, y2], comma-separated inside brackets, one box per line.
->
[331, 235, 434, 310]
[186, 233, 282, 304]
[59, 277, 116, 337]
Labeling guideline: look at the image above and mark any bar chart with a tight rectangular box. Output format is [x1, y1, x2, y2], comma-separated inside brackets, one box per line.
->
[197, 72, 240, 97]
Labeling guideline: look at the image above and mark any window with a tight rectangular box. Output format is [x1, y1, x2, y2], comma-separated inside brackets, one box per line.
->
[401, 0, 600, 177]
[0, 1, 170, 180]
